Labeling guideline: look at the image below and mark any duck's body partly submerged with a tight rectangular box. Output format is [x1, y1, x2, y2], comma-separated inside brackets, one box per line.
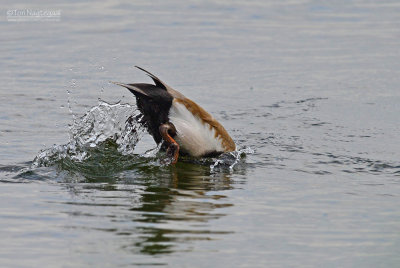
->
[112, 66, 235, 163]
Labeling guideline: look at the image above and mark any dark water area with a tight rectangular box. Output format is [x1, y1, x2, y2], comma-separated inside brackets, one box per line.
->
[1, 1, 400, 267]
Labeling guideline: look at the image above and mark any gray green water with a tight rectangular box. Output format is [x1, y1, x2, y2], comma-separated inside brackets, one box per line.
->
[1, 0, 400, 267]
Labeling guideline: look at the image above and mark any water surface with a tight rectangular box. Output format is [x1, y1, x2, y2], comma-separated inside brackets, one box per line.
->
[1, 0, 400, 267]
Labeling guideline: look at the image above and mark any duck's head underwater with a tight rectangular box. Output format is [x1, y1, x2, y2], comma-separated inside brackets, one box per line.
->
[112, 66, 236, 164]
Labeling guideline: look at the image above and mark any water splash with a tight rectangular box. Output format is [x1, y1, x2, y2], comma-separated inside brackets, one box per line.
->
[33, 100, 144, 167]
[210, 146, 254, 172]
[32, 100, 251, 174]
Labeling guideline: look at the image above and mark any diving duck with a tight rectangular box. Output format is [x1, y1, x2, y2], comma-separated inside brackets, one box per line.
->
[112, 66, 236, 164]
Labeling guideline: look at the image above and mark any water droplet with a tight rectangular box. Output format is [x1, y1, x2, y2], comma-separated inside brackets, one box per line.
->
[70, 79, 77, 88]
[33, 101, 144, 167]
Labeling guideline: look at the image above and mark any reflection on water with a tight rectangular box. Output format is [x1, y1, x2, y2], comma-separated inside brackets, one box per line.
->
[127, 165, 234, 255]
[0, 159, 240, 266]
[45, 159, 236, 257]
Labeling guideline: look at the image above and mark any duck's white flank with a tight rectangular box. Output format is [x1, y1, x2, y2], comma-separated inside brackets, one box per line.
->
[168, 100, 225, 157]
